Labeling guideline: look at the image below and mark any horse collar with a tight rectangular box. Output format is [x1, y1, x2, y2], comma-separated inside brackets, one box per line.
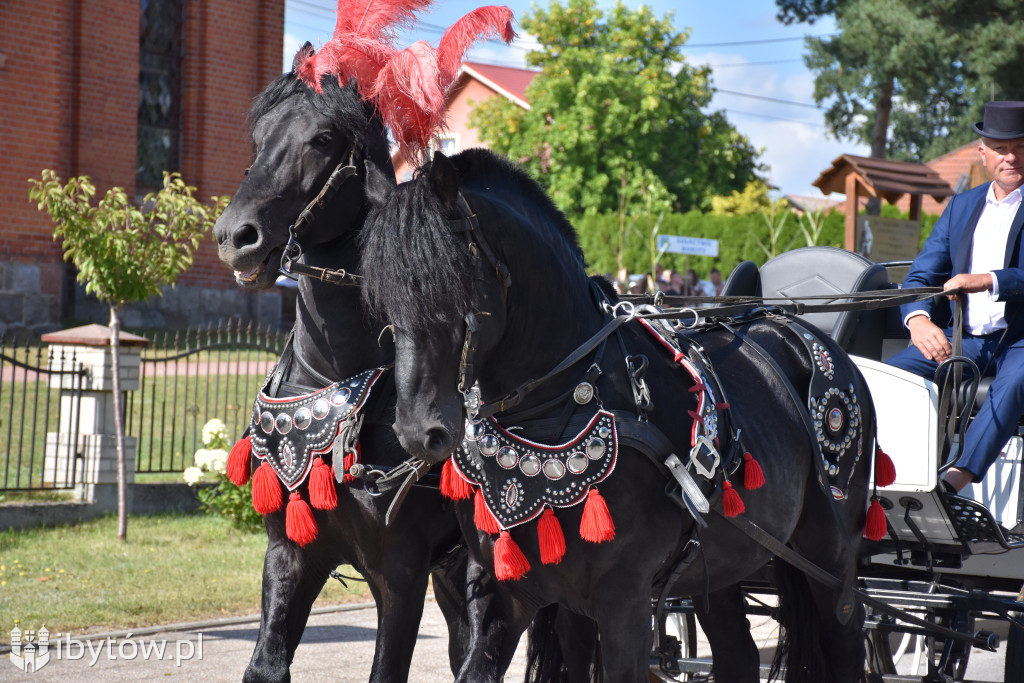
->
[249, 366, 385, 490]
[452, 409, 618, 529]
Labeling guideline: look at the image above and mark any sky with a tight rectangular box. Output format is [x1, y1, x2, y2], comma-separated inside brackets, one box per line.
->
[282, 0, 871, 199]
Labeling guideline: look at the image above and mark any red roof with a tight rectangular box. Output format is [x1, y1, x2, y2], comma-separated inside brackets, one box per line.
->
[462, 62, 538, 106]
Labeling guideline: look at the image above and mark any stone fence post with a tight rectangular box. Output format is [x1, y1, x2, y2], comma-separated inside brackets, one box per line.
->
[41, 324, 148, 510]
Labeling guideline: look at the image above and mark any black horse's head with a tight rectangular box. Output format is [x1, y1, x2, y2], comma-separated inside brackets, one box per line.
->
[361, 150, 592, 464]
[214, 43, 393, 289]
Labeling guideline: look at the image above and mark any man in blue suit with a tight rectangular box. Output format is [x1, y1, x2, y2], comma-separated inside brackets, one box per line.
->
[890, 100, 1024, 492]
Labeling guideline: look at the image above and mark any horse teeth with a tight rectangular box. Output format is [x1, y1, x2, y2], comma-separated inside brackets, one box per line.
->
[235, 263, 264, 282]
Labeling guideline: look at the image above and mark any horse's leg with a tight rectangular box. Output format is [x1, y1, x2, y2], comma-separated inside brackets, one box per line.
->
[360, 552, 432, 683]
[439, 553, 534, 683]
[591, 583, 656, 682]
[694, 584, 761, 683]
[781, 487, 867, 683]
[244, 525, 333, 683]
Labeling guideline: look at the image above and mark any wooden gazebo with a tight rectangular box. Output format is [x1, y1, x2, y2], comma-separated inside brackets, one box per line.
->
[812, 155, 954, 252]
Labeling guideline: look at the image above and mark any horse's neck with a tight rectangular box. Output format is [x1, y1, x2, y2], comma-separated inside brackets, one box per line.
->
[483, 274, 608, 410]
[289, 242, 391, 386]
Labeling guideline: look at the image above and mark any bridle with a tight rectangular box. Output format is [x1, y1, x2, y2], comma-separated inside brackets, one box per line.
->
[448, 193, 635, 423]
[279, 146, 363, 287]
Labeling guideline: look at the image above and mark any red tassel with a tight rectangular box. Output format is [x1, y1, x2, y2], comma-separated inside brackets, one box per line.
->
[864, 497, 887, 541]
[441, 458, 474, 500]
[875, 446, 897, 488]
[474, 489, 501, 535]
[743, 452, 765, 490]
[537, 507, 566, 565]
[252, 461, 283, 515]
[308, 457, 338, 510]
[286, 492, 318, 546]
[341, 451, 356, 484]
[493, 530, 530, 581]
[226, 436, 252, 486]
[580, 487, 615, 543]
[722, 480, 745, 517]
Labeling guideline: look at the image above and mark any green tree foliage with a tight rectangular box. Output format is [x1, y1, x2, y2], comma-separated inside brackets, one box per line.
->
[29, 171, 228, 541]
[470, 0, 762, 215]
[780, 0, 1024, 162]
[710, 180, 782, 216]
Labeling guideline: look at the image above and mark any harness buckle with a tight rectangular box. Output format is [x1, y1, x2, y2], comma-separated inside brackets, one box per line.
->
[689, 435, 720, 480]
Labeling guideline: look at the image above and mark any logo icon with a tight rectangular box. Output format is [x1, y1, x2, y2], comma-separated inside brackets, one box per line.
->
[10, 621, 51, 672]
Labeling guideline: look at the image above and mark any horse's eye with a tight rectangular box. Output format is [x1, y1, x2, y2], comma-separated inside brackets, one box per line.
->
[313, 131, 333, 147]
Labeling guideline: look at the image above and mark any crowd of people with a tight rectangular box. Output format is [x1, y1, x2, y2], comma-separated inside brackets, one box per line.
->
[612, 265, 726, 297]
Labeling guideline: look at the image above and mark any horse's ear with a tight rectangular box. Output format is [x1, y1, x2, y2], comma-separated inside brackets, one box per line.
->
[364, 161, 394, 206]
[429, 151, 460, 208]
[292, 42, 315, 73]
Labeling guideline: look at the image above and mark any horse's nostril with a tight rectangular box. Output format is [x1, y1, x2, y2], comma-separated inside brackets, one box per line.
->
[425, 427, 454, 456]
[232, 223, 260, 250]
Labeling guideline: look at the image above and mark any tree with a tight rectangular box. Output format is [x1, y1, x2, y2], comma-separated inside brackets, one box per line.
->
[29, 171, 228, 541]
[779, 0, 1024, 163]
[470, 0, 762, 216]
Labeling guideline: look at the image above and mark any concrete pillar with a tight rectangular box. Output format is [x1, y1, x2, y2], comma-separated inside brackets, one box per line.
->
[41, 324, 148, 507]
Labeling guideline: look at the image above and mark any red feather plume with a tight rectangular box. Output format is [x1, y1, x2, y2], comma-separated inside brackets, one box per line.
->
[295, 0, 517, 159]
[437, 6, 517, 88]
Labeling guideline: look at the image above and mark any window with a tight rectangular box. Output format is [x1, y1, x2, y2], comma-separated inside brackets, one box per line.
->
[137, 0, 183, 193]
[432, 134, 459, 156]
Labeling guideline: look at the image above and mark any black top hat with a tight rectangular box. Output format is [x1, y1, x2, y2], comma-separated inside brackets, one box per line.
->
[973, 101, 1024, 140]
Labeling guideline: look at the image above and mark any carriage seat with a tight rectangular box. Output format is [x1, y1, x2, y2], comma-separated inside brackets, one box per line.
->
[721, 247, 894, 360]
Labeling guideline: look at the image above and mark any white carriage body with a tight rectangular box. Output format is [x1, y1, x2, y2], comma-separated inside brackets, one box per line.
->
[853, 356, 1023, 580]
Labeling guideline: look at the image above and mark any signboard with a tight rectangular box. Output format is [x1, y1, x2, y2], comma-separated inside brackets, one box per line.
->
[856, 215, 920, 263]
[656, 235, 719, 258]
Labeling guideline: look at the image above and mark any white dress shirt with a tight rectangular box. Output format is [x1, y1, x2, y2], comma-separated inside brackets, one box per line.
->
[965, 184, 1022, 334]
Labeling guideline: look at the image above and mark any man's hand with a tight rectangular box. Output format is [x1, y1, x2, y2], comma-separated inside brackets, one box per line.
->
[907, 315, 953, 363]
[943, 273, 993, 298]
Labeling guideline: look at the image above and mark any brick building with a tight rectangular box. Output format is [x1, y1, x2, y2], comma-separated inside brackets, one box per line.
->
[0, 0, 285, 335]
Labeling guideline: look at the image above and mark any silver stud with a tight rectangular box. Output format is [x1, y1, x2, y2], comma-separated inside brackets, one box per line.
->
[330, 387, 351, 406]
[543, 459, 566, 480]
[465, 421, 485, 441]
[294, 407, 312, 430]
[520, 455, 541, 476]
[567, 452, 588, 474]
[479, 435, 499, 456]
[586, 437, 606, 460]
[260, 411, 275, 434]
[275, 413, 292, 434]
[497, 446, 518, 469]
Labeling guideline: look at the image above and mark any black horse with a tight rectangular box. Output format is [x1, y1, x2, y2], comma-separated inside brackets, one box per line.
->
[213, 47, 524, 683]
[359, 148, 877, 682]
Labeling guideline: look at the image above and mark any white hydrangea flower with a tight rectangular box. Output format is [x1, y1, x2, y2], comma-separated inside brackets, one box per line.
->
[183, 466, 204, 485]
[202, 419, 229, 448]
[206, 448, 229, 474]
[193, 448, 211, 470]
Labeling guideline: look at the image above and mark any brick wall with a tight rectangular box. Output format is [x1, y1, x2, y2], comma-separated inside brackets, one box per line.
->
[0, 0, 284, 335]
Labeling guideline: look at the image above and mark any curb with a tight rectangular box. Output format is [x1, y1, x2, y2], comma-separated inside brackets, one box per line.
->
[0, 600, 382, 654]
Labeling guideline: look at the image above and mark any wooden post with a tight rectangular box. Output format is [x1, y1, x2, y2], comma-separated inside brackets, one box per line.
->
[845, 172, 859, 251]
[909, 194, 922, 222]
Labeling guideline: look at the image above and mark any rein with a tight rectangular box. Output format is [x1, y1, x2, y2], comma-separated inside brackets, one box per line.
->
[280, 148, 363, 287]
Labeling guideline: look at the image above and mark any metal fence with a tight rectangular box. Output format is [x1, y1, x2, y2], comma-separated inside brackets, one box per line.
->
[0, 337, 86, 491]
[0, 320, 287, 492]
[129, 319, 287, 473]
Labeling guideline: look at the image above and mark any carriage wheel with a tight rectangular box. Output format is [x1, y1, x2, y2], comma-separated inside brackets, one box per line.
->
[1005, 621, 1024, 683]
[650, 609, 699, 681]
[864, 611, 974, 681]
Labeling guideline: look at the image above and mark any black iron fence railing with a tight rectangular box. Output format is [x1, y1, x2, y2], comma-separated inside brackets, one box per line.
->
[0, 320, 287, 492]
[0, 337, 86, 491]
[129, 319, 287, 474]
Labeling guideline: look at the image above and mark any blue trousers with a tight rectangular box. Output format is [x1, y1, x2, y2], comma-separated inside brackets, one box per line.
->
[887, 331, 1024, 481]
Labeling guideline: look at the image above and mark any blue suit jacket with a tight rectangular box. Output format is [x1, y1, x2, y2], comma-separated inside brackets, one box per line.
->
[901, 182, 1024, 339]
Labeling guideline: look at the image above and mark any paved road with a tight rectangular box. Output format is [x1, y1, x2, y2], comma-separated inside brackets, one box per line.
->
[5, 597, 1008, 681]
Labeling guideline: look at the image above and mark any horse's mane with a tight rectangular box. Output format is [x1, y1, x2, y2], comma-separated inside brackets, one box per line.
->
[360, 148, 586, 331]
[248, 73, 392, 168]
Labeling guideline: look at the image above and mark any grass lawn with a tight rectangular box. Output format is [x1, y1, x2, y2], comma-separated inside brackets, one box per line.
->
[0, 513, 371, 635]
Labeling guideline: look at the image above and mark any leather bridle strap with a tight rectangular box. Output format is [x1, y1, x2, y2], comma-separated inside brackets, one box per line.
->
[280, 149, 360, 284]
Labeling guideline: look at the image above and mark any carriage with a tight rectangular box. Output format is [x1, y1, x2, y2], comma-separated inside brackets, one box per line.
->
[647, 246, 1024, 682]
